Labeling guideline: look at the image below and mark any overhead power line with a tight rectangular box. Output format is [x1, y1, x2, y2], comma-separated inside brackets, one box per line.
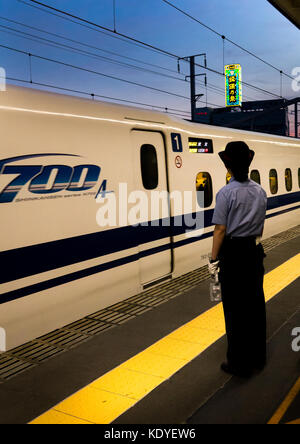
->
[0, 42, 223, 107]
[0, 15, 179, 75]
[161, 0, 294, 81]
[5, 75, 191, 117]
[19, 0, 176, 58]
[13, 4, 246, 100]
[0, 22, 190, 83]
[0, 17, 254, 102]
[0, 42, 192, 101]
[18, 0, 161, 56]
[19, 0, 286, 101]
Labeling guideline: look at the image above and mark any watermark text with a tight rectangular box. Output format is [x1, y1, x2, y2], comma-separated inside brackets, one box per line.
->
[0, 67, 6, 91]
[292, 327, 300, 352]
[96, 183, 205, 238]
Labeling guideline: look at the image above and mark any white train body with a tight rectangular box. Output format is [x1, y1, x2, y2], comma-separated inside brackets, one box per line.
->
[0, 86, 299, 351]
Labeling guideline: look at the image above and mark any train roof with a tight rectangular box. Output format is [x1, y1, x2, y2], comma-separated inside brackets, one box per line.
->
[1, 84, 300, 148]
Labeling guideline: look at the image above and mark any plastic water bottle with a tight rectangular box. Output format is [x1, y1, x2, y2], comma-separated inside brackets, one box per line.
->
[210, 273, 222, 302]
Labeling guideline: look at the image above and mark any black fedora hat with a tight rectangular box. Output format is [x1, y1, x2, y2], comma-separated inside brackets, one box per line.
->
[219, 141, 255, 168]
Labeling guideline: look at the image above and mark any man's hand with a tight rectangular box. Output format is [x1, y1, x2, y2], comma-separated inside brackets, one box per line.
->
[211, 225, 226, 264]
[208, 259, 220, 276]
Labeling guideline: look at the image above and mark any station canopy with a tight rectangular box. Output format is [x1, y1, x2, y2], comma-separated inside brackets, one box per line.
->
[268, 0, 300, 29]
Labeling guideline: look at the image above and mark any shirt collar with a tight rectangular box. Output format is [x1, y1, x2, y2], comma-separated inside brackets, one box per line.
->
[229, 177, 250, 184]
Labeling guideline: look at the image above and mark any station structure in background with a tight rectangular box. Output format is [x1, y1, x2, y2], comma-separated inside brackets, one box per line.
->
[195, 99, 294, 138]
[268, 0, 300, 30]
[187, 56, 299, 138]
[185, 2, 300, 138]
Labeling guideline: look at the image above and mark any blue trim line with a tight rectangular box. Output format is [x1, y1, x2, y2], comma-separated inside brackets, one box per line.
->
[0, 192, 299, 304]
[1, 189, 300, 286]
[266, 204, 300, 219]
[0, 209, 214, 285]
[0, 230, 215, 305]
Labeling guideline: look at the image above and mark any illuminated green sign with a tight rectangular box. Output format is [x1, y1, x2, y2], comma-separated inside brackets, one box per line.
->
[225, 64, 242, 107]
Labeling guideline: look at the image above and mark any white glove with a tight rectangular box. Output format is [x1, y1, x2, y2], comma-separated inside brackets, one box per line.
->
[208, 260, 220, 276]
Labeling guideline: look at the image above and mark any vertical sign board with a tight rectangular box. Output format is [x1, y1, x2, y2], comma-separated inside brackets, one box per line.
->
[225, 64, 242, 107]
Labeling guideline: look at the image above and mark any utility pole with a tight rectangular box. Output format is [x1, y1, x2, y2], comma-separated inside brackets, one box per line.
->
[190, 56, 196, 122]
[178, 53, 207, 122]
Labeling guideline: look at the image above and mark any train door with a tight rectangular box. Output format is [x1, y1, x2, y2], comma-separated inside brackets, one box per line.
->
[131, 130, 172, 287]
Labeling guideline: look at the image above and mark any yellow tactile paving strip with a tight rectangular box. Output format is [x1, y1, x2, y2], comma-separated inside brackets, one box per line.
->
[31, 254, 300, 425]
[268, 376, 300, 424]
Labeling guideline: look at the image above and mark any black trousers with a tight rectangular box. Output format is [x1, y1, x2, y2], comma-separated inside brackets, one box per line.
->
[219, 237, 267, 371]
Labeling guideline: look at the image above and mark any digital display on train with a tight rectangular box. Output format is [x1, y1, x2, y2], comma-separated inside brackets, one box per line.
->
[189, 138, 213, 154]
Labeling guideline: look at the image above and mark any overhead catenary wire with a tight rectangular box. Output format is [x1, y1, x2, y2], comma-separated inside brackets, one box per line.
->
[0, 19, 255, 102]
[3, 13, 255, 101]
[0, 15, 181, 75]
[4, 75, 191, 117]
[0, 42, 225, 107]
[0, 23, 192, 83]
[18, 0, 176, 58]
[0, 15, 234, 93]
[20, 0, 287, 100]
[0, 43, 189, 101]
[161, 0, 294, 81]
[0, 20, 249, 101]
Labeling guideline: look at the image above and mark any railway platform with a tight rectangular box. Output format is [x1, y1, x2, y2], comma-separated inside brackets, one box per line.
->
[0, 226, 299, 425]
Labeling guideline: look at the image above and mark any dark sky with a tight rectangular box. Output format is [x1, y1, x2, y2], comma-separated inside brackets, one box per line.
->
[0, 0, 299, 122]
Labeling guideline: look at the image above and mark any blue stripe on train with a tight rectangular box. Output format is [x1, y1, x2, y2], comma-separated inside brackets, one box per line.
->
[1, 190, 300, 286]
[0, 231, 216, 305]
[0, 192, 299, 304]
[0, 209, 214, 285]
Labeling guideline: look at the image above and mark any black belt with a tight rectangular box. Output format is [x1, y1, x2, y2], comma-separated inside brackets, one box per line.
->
[226, 235, 260, 242]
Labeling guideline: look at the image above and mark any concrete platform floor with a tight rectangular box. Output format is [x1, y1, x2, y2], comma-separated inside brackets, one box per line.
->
[0, 233, 299, 424]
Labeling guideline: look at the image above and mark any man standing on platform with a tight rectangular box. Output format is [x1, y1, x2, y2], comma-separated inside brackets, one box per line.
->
[209, 141, 268, 377]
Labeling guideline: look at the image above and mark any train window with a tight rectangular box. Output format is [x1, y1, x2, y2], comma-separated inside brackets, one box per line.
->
[196, 172, 213, 208]
[269, 169, 278, 195]
[285, 168, 293, 192]
[140, 144, 159, 190]
[226, 172, 232, 184]
[250, 170, 261, 185]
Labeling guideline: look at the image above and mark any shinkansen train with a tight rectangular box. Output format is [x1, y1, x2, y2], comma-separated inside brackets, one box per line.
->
[0, 85, 299, 352]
